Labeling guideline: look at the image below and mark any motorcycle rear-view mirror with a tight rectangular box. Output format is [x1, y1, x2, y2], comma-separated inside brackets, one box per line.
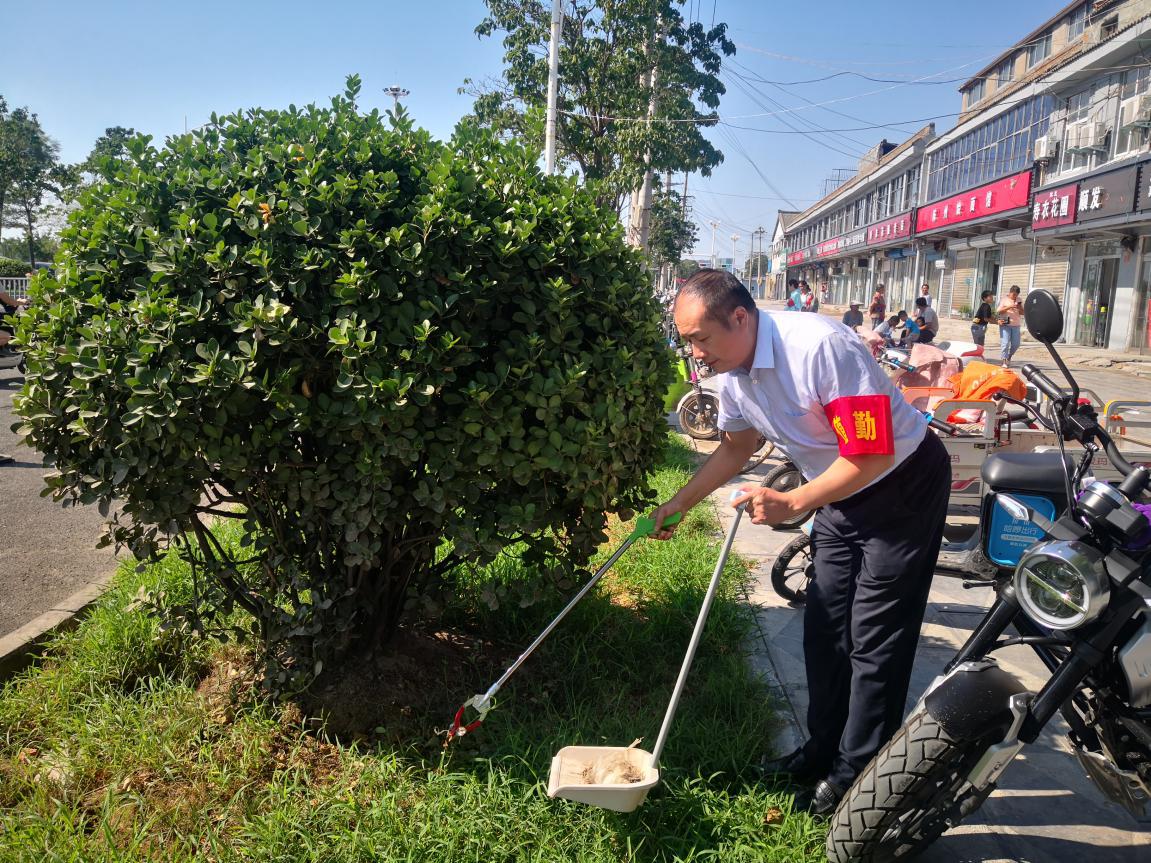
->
[1024, 290, 1063, 344]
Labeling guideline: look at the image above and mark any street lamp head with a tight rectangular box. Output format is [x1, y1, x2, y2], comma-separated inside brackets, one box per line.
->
[383, 86, 410, 106]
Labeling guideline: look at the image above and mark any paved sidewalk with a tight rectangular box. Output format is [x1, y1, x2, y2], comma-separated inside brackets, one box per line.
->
[679, 435, 1150, 861]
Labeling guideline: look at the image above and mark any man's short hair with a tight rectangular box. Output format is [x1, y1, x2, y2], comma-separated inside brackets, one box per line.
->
[676, 268, 756, 326]
[914, 296, 927, 308]
[788, 278, 798, 288]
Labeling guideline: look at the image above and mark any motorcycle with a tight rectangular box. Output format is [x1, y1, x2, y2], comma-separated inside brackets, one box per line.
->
[827, 289, 1151, 861]
[674, 349, 721, 442]
[0, 301, 25, 374]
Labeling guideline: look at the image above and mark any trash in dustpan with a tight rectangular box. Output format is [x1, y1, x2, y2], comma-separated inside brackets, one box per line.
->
[547, 741, 660, 813]
[548, 491, 747, 812]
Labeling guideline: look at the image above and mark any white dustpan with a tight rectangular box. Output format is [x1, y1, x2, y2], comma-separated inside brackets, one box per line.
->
[547, 496, 746, 812]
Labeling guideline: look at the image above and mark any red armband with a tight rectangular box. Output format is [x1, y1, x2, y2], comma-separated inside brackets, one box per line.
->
[823, 395, 894, 456]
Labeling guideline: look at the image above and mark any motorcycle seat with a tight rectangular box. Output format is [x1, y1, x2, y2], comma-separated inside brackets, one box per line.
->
[981, 451, 1073, 495]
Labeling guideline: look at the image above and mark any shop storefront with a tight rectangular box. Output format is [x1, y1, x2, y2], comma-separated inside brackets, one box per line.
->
[1033, 161, 1150, 351]
[915, 170, 1034, 317]
[862, 211, 915, 311]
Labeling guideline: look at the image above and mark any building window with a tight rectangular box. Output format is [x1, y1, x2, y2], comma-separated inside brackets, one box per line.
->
[925, 95, 1055, 201]
[994, 59, 1014, 89]
[1067, 4, 1087, 40]
[967, 79, 985, 107]
[1060, 87, 1109, 173]
[1100, 15, 1119, 40]
[1118, 65, 1151, 155]
[1027, 32, 1052, 68]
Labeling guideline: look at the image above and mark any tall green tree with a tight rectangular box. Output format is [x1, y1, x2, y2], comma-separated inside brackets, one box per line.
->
[0, 100, 63, 269]
[467, 0, 734, 213]
[56, 125, 139, 201]
[648, 186, 696, 268]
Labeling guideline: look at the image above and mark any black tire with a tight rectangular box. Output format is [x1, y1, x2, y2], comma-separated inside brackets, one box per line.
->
[741, 437, 773, 473]
[826, 711, 998, 863]
[677, 391, 720, 440]
[770, 534, 813, 604]
[760, 461, 812, 529]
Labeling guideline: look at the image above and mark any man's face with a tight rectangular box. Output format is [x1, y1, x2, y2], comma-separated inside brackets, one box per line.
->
[674, 295, 754, 374]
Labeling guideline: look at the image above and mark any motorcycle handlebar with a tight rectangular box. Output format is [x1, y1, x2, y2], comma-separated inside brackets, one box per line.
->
[1020, 363, 1066, 403]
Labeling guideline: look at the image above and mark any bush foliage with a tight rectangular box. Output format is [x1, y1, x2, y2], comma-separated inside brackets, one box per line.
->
[0, 256, 29, 277]
[14, 76, 672, 684]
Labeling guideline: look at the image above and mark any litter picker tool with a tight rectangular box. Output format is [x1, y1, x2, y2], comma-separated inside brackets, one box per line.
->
[547, 491, 747, 812]
[444, 510, 683, 744]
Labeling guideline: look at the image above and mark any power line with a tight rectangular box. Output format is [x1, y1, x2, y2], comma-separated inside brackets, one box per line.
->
[722, 70, 867, 159]
[699, 189, 817, 202]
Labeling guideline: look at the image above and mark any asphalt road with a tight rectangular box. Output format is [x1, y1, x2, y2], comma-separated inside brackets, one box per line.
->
[0, 367, 121, 639]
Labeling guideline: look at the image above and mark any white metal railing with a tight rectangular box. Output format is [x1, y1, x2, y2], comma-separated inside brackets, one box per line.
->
[0, 277, 30, 301]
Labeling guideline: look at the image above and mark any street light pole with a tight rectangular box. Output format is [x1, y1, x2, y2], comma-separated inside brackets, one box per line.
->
[731, 234, 740, 278]
[709, 220, 718, 269]
[383, 86, 409, 112]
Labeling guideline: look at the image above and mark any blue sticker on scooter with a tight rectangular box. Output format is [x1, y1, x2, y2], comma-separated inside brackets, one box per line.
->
[986, 494, 1057, 567]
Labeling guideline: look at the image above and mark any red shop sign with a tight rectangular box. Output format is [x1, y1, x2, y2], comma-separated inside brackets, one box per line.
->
[787, 249, 809, 265]
[816, 237, 844, 257]
[1032, 183, 1078, 230]
[915, 170, 1033, 232]
[865, 213, 912, 246]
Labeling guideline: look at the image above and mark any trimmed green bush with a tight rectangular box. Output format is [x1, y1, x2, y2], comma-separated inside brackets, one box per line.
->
[0, 257, 29, 277]
[14, 76, 672, 686]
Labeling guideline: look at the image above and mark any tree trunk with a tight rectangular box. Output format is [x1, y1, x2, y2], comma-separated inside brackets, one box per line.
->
[24, 200, 35, 271]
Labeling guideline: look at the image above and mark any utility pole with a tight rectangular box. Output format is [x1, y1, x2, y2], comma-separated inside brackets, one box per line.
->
[709, 220, 718, 269]
[544, 0, 563, 174]
[755, 225, 766, 299]
[383, 86, 409, 112]
[731, 234, 740, 278]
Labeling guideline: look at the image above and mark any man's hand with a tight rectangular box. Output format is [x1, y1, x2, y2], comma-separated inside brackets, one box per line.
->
[730, 483, 798, 526]
[650, 499, 688, 540]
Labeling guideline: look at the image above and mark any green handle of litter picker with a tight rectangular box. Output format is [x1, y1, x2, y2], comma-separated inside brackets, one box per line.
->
[631, 511, 683, 540]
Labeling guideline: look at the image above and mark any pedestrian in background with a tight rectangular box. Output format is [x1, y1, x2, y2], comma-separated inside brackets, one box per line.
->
[788, 279, 801, 310]
[971, 289, 994, 347]
[919, 283, 932, 307]
[841, 301, 864, 330]
[997, 285, 1023, 368]
[868, 284, 886, 330]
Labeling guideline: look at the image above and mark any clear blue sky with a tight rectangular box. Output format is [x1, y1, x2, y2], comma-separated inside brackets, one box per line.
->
[3, 0, 1067, 260]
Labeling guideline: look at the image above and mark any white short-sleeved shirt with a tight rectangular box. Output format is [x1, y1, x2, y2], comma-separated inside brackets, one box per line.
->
[717, 311, 928, 488]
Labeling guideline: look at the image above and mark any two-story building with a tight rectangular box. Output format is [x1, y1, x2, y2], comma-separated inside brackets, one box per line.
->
[781, 0, 1151, 353]
[783, 126, 935, 313]
[769, 211, 799, 300]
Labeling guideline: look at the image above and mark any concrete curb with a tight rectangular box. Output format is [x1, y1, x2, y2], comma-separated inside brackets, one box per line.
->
[0, 571, 115, 679]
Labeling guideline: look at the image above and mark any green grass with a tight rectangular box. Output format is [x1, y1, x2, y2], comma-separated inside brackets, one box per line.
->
[0, 435, 826, 862]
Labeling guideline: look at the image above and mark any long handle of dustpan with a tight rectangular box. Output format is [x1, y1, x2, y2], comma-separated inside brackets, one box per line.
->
[649, 501, 745, 770]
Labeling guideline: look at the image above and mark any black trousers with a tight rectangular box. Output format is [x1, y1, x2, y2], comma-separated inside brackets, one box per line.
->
[801, 431, 950, 790]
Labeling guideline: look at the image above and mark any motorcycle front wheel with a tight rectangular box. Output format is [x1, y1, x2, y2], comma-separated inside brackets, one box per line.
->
[827, 711, 998, 863]
[677, 391, 720, 440]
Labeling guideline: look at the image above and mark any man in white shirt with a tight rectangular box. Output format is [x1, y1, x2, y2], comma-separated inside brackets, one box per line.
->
[915, 297, 939, 336]
[653, 269, 949, 815]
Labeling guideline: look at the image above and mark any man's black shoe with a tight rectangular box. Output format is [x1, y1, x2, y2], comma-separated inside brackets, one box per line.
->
[759, 746, 827, 784]
[794, 779, 845, 817]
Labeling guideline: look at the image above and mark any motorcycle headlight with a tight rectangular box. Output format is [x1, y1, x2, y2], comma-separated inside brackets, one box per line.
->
[1013, 541, 1109, 630]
